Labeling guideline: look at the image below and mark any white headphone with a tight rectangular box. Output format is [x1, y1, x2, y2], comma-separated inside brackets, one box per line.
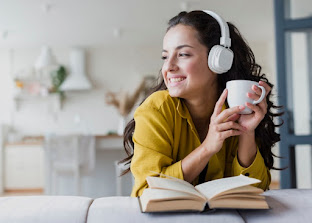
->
[203, 10, 234, 74]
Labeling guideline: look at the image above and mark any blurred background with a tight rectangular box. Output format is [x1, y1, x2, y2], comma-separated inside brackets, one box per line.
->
[0, 0, 311, 197]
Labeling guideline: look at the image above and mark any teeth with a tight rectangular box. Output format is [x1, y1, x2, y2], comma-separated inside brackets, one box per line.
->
[170, 77, 185, 83]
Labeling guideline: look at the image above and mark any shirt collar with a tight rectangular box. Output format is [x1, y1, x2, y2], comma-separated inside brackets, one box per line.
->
[177, 98, 190, 119]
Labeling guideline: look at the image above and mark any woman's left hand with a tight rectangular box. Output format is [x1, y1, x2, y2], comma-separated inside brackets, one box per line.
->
[238, 81, 271, 132]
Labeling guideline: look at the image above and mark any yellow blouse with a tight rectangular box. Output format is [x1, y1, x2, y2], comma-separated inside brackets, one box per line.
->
[130, 90, 271, 197]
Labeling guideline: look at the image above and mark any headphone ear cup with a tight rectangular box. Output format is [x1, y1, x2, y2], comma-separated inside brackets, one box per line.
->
[208, 45, 234, 74]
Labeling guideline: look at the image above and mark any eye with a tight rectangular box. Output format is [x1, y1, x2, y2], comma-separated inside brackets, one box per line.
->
[161, 56, 167, 60]
[179, 53, 190, 57]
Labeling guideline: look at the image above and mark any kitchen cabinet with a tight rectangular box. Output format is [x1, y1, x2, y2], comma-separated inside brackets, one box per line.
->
[1, 135, 128, 196]
[4, 143, 45, 190]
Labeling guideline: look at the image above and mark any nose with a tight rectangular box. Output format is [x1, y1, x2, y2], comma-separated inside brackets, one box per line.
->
[163, 56, 178, 73]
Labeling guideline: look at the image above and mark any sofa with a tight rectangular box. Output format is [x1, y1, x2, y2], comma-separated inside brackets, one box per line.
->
[0, 189, 311, 223]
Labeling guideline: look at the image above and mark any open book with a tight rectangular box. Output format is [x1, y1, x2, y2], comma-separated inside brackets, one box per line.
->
[139, 174, 269, 212]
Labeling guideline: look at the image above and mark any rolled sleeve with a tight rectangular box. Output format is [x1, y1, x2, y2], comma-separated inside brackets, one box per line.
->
[161, 160, 184, 179]
[232, 147, 271, 190]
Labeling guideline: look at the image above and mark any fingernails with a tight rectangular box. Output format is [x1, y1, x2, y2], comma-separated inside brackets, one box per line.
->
[239, 105, 245, 110]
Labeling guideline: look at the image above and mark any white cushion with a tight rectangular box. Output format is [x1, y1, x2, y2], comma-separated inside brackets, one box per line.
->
[87, 196, 244, 223]
[238, 189, 312, 223]
[0, 196, 93, 223]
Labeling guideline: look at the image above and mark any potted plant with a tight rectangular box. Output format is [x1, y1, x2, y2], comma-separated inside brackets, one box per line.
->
[50, 65, 67, 99]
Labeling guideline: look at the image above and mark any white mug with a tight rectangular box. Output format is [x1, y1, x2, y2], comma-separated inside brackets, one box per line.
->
[226, 80, 266, 114]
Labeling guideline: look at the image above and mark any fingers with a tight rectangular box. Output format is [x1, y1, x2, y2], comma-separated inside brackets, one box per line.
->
[216, 121, 246, 132]
[252, 85, 263, 96]
[210, 122, 245, 144]
[225, 113, 240, 122]
[248, 92, 268, 113]
[213, 89, 228, 116]
[259, 81, 272, 96]
[250, 84, 269, 113]
[215, 105, 245, 124]
[246, 102, 263, 115]
[247, 92, 259, 101]
[220, 129, 243, 139]
[253, 81, 272, 97]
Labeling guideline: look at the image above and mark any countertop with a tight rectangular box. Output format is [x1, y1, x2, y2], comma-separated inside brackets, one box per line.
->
[4, 134, 124, 150]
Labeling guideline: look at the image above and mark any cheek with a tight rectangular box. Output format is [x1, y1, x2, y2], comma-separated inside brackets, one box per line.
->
[184, 60, 209, 79]
[161, 67, 168, 85]
[183, 61, 197, 73]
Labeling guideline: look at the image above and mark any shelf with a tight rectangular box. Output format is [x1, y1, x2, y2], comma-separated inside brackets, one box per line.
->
[13, 93, 63, 111]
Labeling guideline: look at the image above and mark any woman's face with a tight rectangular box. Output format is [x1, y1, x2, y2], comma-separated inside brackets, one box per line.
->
[162, 24, 216, 100]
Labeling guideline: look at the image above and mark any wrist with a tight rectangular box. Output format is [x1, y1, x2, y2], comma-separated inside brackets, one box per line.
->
[237, 130, 257, 167]
[200, 143, 215, 159]
[238, 130, 256, 153]
[241, 130, 255, 137]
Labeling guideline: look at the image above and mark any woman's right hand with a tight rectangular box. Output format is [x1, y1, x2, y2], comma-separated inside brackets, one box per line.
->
[203, 89, 247, 154]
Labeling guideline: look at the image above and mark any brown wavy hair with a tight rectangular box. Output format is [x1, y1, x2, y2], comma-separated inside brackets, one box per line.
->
[120, 10, 284, 175]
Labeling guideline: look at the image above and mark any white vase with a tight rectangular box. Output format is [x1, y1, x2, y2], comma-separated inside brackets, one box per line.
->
[117, 116, 127, 136]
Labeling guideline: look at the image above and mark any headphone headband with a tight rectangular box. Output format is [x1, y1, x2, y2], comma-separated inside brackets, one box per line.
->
[203, 10, 231, 48]
[203, 10, 234, 74]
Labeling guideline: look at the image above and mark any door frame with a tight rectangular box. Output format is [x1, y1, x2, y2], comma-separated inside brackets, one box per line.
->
[274, 0, 312, 188]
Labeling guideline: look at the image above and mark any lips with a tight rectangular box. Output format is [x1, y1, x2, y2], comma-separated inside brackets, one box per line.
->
[169, 77, 186, 83]
[167, 76, 186, 87]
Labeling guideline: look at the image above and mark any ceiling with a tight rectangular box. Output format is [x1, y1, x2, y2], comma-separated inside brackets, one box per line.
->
[0, 0, 275, 48]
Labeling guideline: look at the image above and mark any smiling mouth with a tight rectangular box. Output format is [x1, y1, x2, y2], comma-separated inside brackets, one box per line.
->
[169, 77, 186, 83]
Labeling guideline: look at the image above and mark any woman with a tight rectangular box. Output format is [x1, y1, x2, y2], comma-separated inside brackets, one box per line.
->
[121, 10, 283, 197]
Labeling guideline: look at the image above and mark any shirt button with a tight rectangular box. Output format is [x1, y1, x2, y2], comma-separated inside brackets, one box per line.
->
[245, 173, 250, 177]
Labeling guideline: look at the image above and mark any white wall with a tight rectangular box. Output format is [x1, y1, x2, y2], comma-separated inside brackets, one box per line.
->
[0, 45, 162, 136]
[0, 49, 14, 125]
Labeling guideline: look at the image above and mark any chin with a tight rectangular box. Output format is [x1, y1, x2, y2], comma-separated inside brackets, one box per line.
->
[168, 88, 185, 98]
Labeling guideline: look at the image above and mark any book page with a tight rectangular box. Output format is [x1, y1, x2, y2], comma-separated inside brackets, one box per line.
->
[146, 177, 205, 199]
[214, 185, 263, 197]
[195, 175, 261, 200]
[209, 193, 265, 201]
[209, 197, 269, 209]
[140, 189, 206, 212]
[141, 188, 204, 201]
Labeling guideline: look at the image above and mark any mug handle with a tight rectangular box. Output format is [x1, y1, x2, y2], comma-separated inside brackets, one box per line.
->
[253, 86, 266, 104]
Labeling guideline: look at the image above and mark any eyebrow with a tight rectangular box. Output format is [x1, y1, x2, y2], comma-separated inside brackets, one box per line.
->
[162, 44, 194, 53]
